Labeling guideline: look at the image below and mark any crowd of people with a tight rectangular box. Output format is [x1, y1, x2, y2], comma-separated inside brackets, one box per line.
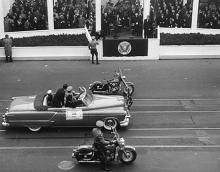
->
[4, 0, 48, 32]
[3, 0, 220, 33]
[151, 0, 193, 28]
[198, 2, 220, 29]
[101, 0, 143, 37]
[100, 0, 194, 37]
[53, 0, 95, 30]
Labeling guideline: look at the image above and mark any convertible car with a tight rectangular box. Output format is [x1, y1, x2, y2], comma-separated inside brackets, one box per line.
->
[2, 87, 131, 132]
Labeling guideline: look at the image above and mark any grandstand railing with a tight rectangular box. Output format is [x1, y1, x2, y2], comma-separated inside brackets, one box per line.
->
[160, 27, 220, 35]
[3, 28, 85, 38]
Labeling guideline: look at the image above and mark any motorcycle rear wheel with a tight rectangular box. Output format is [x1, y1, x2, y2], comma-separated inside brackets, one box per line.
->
[120, 148, 137, 164]
[90, 83, 103, 93]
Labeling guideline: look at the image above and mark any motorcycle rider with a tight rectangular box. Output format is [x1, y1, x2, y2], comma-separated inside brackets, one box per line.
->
[92, 120, 111, 171]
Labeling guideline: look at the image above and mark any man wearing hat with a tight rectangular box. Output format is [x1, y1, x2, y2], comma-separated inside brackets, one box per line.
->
[2, 34, 13, 62]
[92, 120, 111, 171]
[52, 84, 68, 108]
[88, 36, 99, 64]
[65, 86, 78, 108]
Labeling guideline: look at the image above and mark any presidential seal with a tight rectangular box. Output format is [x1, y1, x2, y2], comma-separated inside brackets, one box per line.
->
[118, 41, 132, 55]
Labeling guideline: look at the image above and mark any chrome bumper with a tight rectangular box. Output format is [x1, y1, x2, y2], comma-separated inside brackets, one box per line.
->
[2, 122, 10, 127]
[120, 117, 130, 127]
[120, 110, 131, 127]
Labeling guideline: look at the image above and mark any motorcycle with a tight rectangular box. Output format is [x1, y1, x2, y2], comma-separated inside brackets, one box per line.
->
[72, 119, 137, 165]
[89, 68, 135, 96]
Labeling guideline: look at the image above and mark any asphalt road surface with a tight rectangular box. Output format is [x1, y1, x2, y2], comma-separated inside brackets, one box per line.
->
[0, 60, 220, 172]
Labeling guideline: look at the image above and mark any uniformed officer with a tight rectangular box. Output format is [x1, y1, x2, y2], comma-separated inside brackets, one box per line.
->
[92, 120, 111, 171]
[2, 34, 13, 62]
[88, 36, 99, 64]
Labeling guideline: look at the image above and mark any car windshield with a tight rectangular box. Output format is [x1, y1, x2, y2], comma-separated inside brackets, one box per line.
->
[82, 91, 93, 106]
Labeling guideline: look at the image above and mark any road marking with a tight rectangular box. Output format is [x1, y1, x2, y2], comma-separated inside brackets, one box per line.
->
[132, 104, 182, 107]
[131, 110, 220, 113]
[1, 145, 220, 150]
[0, 100, 10, 102]
[1, 98, 220, 102]
[0, 128, 220, 133]
[129, 128, 220, 131]
[133, 145, 220, 148]
[133, 98, 220, 101]
[127, 136, 213, 139]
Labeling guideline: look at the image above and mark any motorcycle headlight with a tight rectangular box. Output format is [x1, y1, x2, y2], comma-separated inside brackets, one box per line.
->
[119, 137, 125, 146]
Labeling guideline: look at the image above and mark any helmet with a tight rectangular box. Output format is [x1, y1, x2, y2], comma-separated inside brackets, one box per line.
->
[47, 90, 52, 94]
[96, 120, 104, 128]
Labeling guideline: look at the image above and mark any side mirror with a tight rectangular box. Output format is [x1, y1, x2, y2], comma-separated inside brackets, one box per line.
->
[103, 118, 117, 130]
[121, 75, 126, 79]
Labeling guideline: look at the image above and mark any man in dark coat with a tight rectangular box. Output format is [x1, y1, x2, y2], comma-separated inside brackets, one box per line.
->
[144, 16, 153, 38]
[92, 120, 111, 171]
[2, 34, 13, 62]
[52, 84, 68, 108]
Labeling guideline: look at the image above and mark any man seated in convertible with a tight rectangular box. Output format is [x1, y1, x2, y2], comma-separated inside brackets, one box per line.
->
[41, 86, 90, 109]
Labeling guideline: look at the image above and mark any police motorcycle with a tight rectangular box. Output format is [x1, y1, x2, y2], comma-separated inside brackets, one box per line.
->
[72, 119, 137, 165]
[89, 68, 135, 96]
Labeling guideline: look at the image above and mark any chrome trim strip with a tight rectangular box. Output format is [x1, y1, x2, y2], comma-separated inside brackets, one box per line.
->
[2, 122, 10, 127]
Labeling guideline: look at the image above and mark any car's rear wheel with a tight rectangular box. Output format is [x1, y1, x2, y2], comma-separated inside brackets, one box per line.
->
[28, 126, 41, 132]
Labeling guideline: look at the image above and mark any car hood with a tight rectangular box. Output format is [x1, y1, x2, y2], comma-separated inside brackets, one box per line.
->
[9, 96, 36, 111]
[89, 94, 125, 109]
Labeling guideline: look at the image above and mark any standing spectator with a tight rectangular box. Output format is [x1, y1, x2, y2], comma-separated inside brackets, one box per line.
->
[88, 36, 99, 64]
[102, 12, 110, 36]
[144, 16, 153, 38]
[31, 17, 39, 30]
[2, 35, 13, 62]
[78, 14, 86, 28]
[24, 19, 31, 30]
[4, 15, 11, 32]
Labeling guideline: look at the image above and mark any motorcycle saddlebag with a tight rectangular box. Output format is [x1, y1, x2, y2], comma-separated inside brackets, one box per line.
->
[77, 145, 94, 154]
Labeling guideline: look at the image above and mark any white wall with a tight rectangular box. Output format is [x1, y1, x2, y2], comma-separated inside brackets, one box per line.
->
[0, 46, 90, 60]
[2, 0, 14, 16]
[160, 27, 220, 35]
[160, 45, 220, 59]
[3, 28, 85, 39]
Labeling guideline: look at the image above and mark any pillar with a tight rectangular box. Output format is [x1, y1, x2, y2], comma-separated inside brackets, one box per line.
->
[143, 0, 151, 20]
[95, 0, 101, 32]
[0, 0, 5, 38]
[47, 0, 54, 33]
[143, 0, 151, 38]
[191, 0, 199, 29]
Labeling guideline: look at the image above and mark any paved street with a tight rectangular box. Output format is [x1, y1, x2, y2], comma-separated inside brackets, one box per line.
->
[0, 59, 220, 172]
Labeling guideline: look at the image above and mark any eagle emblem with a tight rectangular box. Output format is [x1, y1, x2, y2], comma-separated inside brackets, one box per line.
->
[118, 41, 131, 55]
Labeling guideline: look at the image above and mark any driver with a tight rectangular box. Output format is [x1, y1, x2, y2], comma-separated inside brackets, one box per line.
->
[92, 120, 111, 171]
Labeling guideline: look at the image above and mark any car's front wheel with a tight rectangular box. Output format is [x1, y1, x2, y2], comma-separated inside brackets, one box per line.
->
[103, 118, 117, 130]
[28, 126, 41, 132]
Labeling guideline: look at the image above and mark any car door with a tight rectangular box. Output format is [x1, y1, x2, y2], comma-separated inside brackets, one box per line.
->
[50, 107, 89, 127]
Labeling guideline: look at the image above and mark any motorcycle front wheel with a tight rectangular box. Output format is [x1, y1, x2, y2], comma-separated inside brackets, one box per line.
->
[126, 83, 135, 96]
[120, 147, 137, 164]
